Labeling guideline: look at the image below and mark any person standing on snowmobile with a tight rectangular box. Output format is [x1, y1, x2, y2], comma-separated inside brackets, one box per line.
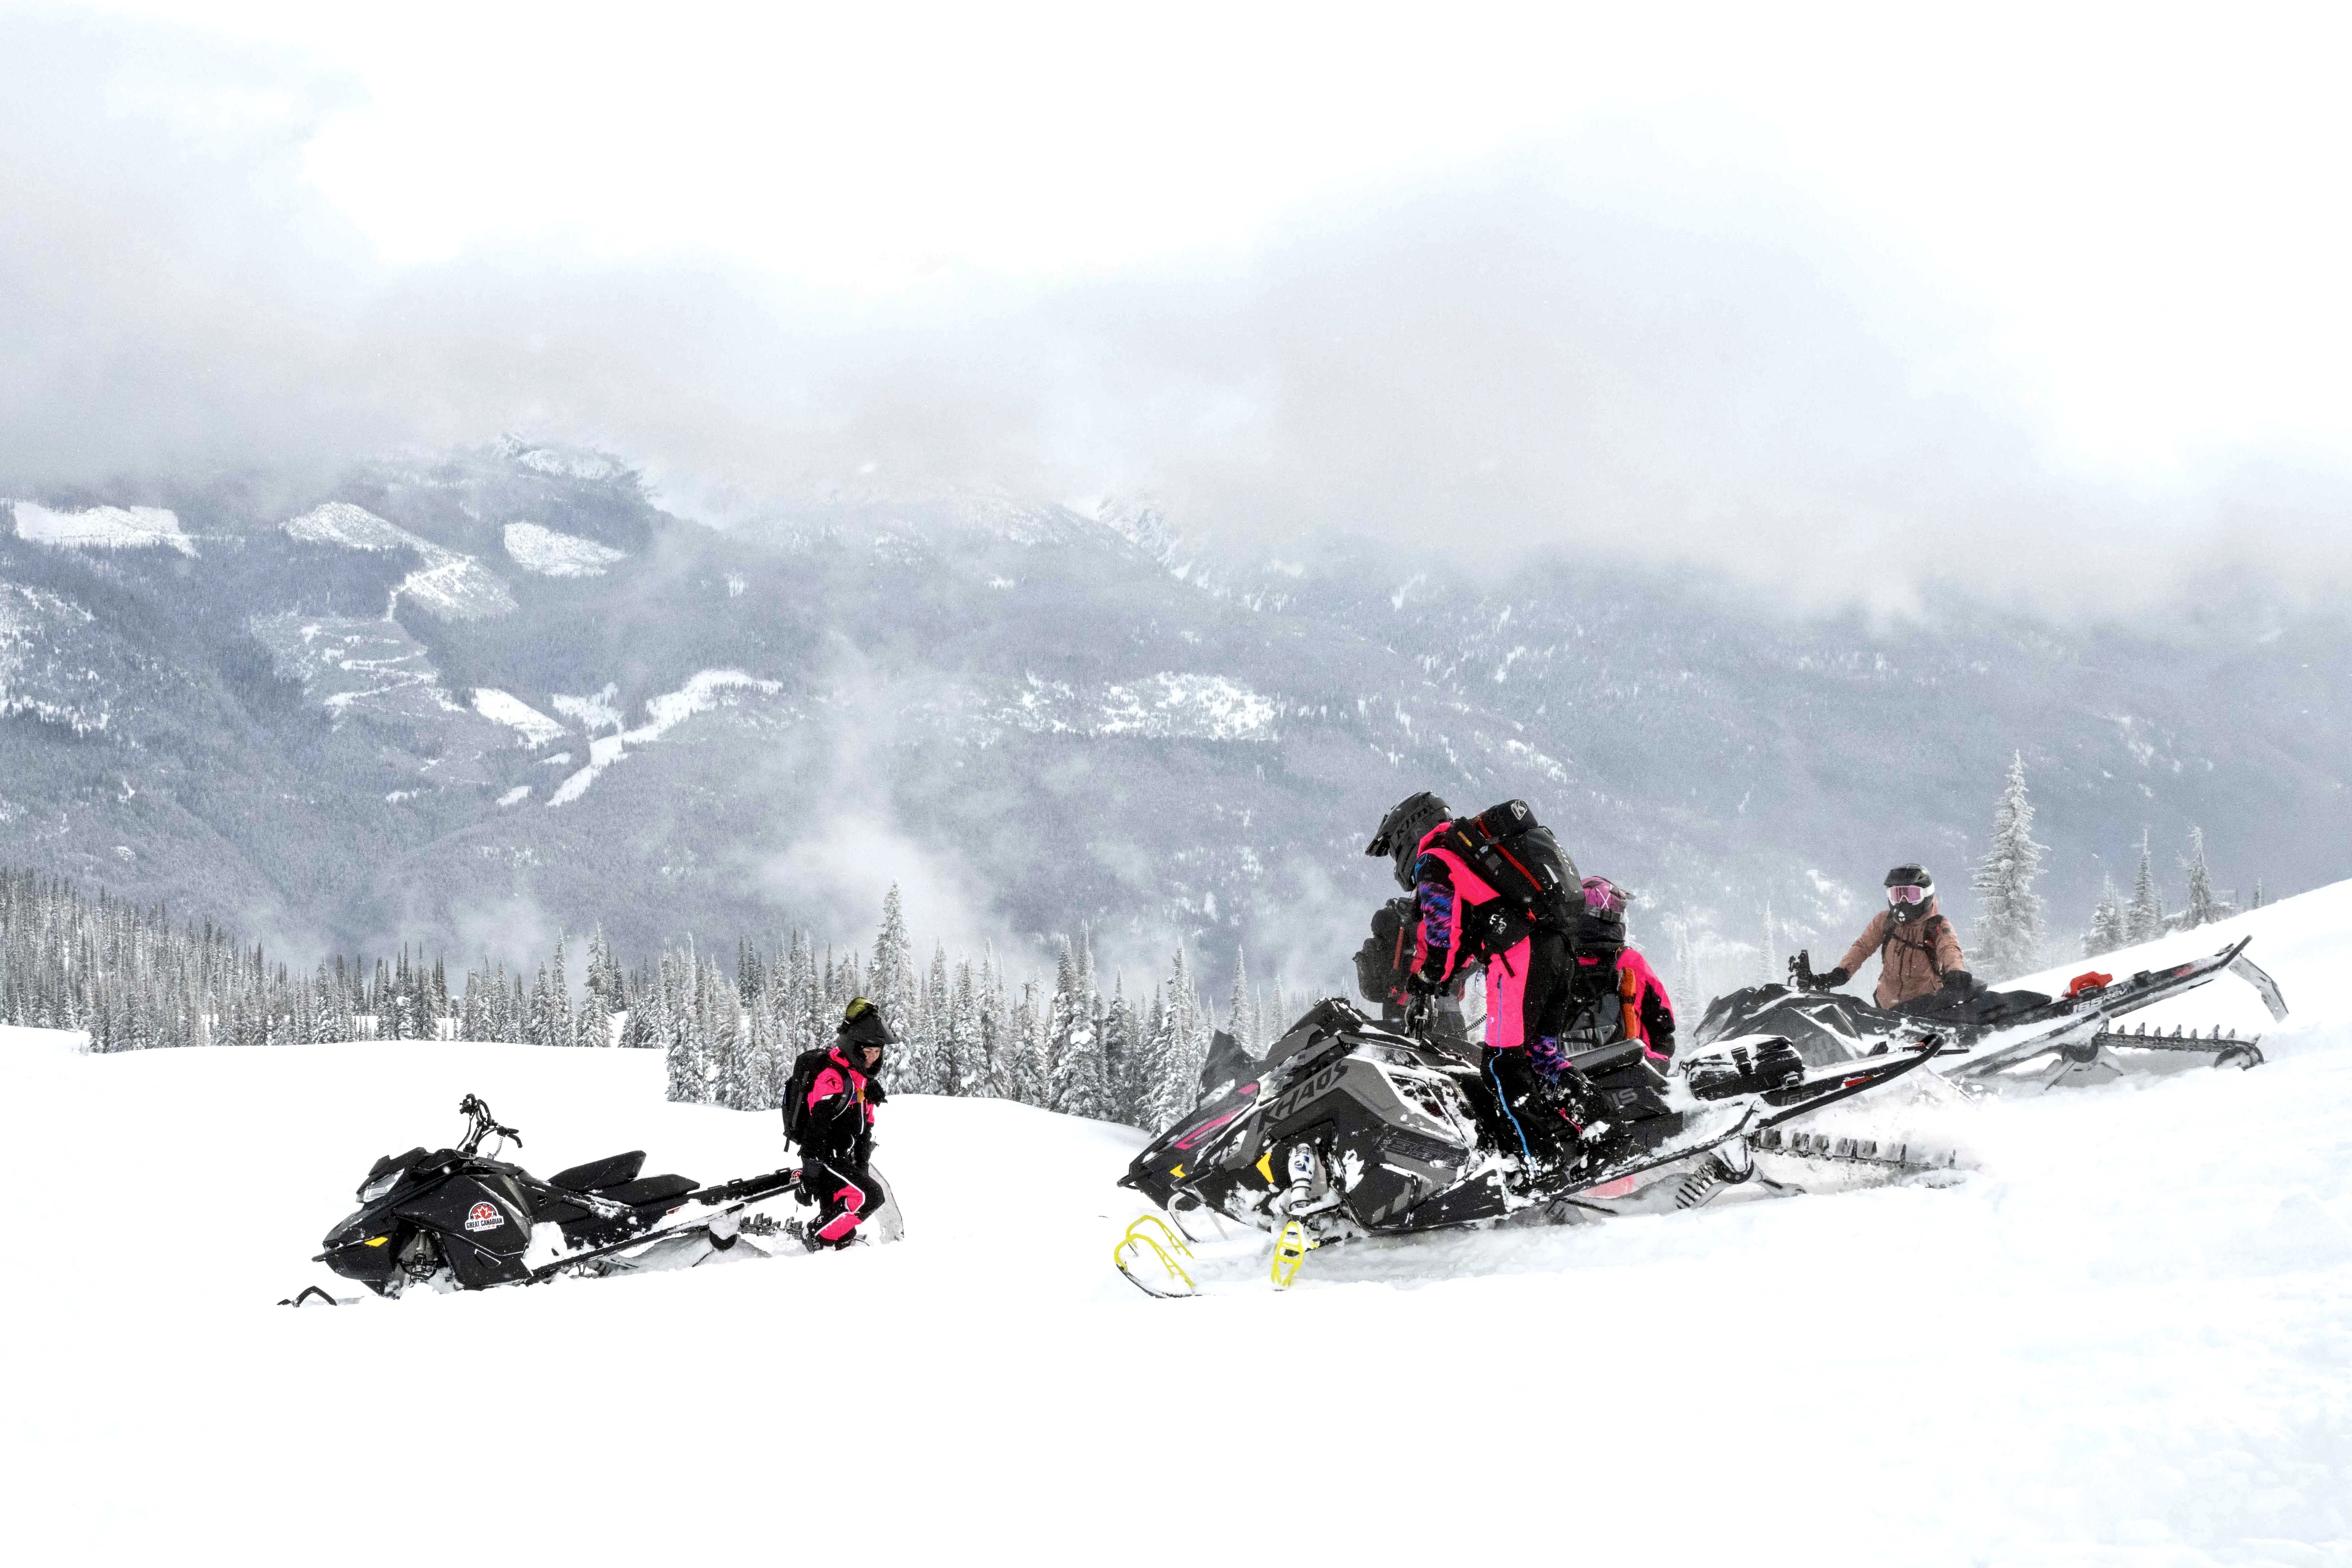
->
[1802, 864, 1973, 1008]
[786, 998, 893, 1250]
[1365, 791, 1584, 1160]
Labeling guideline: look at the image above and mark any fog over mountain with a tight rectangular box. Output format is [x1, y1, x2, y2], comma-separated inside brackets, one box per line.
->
[3, 9, 2348, 1001]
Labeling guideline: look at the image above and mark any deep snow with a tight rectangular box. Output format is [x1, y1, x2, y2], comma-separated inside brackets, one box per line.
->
[2, 888, 2349, 1564]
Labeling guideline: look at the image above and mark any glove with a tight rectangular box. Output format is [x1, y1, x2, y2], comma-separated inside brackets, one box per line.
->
[1404, 970, 1443, 998]
[1814, 966, 1850, 992]
[1527, 1035, 1574, 1085]
[1942, 970, 1974, 994]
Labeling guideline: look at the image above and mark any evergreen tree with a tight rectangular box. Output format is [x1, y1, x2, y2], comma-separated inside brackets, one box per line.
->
[945, 958, 985, 1097]
[2127, 831, 2167, 944]
[1969, 752, 2049, 981]
[1100, 978, 1139, 1125]
[2082, 876, 2129, 958]
[2182, 827, 2221, 928]
[1226, 946, 1257, 1057]
[980, 950, 1015, 1100]
[548, 933, 575, 1047]
[1046, 936, 1108, 1117]
[1007, 980, 1047, 1106]
[1140, 945, 1206, 1131]
[867, 886, 919, 1092]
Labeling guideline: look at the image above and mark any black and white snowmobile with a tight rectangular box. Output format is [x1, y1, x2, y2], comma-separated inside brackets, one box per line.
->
[1113, 999, 1940, 1297]
[1694, 937, 2286, 1092]
[301, 1095, 901, 1301]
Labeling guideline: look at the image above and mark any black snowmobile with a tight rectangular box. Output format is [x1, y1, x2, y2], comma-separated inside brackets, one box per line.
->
[1113, 998, 1940, 1295]
[1694, 937, 2286, 1091]
[299, 1095, 900, 1302]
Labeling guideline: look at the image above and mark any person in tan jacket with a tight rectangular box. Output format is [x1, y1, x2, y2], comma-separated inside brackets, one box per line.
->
[1804, 864, 1974, 1009]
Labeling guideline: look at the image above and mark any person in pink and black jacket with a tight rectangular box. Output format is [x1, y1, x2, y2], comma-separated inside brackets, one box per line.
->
[1366, 791, 1583, 1158]
[786, 999, 893, 1250]
[1548, 877, 1677, 1063]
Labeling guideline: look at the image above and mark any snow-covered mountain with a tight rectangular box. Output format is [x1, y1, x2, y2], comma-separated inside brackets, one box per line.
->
[3, 879, 2346, 1562]
[1, 442, 2346, 993]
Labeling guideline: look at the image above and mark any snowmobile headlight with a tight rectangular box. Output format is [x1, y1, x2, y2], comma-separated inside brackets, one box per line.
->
[361, 1169, 405, 1203]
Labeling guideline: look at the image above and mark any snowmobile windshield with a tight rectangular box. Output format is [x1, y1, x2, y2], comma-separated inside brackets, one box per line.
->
[1887, 885, 1929, 906]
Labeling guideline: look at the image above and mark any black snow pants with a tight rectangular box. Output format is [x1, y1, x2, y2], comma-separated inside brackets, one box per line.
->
[801, 1153, 883, 1247]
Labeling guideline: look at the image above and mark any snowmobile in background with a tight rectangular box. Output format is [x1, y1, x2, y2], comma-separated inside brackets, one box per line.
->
[1113, 998, 1941, 1297]
[1694, 937, 2286, 1092]
[295, 1094, 901, 1302]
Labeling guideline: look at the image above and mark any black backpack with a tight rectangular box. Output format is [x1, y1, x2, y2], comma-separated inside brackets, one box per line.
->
[1353, 896, 1417, 1005]
[1429, 800, 1579, 928]
[781, 1046, 833, 1146]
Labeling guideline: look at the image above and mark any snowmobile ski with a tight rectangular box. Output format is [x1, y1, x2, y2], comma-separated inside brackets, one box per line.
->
[1114, 1215, 1199, 1299]
[1270, 1220, 1314, 1289]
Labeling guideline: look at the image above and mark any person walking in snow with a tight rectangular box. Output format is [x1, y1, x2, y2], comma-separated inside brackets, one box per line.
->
[1801, 864, 1974, 1008]
[785, 998, 893, 1250]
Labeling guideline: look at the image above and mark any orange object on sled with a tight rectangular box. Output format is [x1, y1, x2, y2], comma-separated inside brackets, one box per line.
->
[2067, 970, 2113, 998]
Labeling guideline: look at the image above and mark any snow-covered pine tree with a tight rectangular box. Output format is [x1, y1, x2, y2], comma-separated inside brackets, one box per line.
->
[980, 949, 1014, 1100]
[1140, 945, 1207, 1131]
[2182, 827, 2220, 928]
[1226, 946, 1256, 1059]
[867, 887, 918, 1092]
[2082, 876, 2129, 957]
[1969, 752, 2049, 981]
[1008, 979, 1047, 1106]
[1100, 978, 1139, 1125]
[528, 963, 555, 1048]
[1046, 936, 1109, 1118]
[2127, 831, 2167, 944]
[576, 945, 613, 1048]
[2251, 879, 2266, 910]
[944, 957, 983, 1096]
[904, 942, 949, 1095]
[548, 933, 575, 1047]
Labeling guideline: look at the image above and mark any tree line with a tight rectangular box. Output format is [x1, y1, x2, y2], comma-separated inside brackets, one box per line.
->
[1965, 753, 2257, 982]
[0, 869, 1296, 1127]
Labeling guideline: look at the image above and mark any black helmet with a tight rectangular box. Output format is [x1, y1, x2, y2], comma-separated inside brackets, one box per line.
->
[1366, 791, 1451, 890]
[1884, 865, 1935, 925]
[837, 996, 898, 1049]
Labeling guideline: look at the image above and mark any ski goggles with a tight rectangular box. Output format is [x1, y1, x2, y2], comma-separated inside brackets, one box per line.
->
[1887, 885, 1930, 906]
[1580, 877, 1630, 914]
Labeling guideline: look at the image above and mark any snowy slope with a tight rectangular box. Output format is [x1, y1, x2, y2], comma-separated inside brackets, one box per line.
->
[10, 499, 197, 555]
[284, 500, 517, 621]
[3, 886, 2349, 1563]
[504, 520, 627, 577]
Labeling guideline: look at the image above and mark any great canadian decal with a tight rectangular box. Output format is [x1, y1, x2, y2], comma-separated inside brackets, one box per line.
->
[463, 1201, 505, 1233]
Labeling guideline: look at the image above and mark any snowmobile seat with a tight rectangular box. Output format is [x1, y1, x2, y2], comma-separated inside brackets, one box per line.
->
[602, 1174, 699, 1211]
[548, 1150, 648, 1193]
[1567, 1040, 1673, 1120]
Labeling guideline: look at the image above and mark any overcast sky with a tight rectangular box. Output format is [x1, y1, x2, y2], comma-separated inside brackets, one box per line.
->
[8, 1, 2352, 609]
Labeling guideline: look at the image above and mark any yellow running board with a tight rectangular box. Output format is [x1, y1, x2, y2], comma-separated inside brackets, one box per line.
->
[1113, 1215, 1198, 1299]
[1270, 1220, 1316, 1289]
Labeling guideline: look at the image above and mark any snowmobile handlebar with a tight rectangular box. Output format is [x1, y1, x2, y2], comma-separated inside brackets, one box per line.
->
[1402, 992, 1433, 1042]
[455, 1094, 523, 1156]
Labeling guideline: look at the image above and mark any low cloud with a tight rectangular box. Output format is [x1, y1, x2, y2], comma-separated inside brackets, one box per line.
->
[6, 14, 2347, 621]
